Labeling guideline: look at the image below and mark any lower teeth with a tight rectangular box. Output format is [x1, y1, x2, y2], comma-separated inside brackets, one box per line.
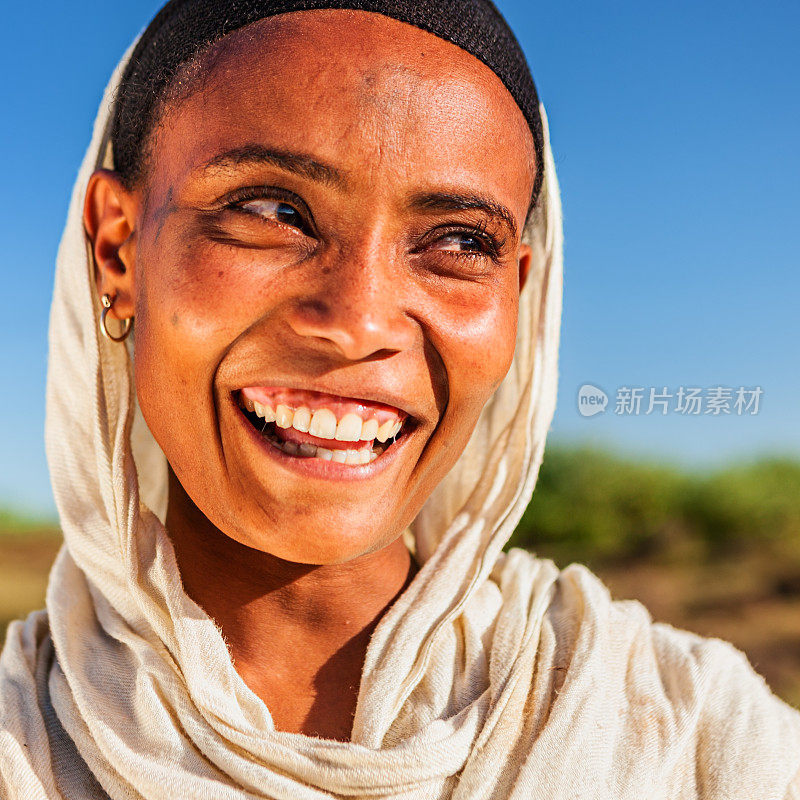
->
[263, 430, 380, 464]
[242, 406, 390, 464]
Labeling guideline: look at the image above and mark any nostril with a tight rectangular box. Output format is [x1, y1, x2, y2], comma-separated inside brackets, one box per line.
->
[355, 348, 399, 363]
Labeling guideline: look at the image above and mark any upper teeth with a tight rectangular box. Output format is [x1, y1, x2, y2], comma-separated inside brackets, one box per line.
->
[244, 398, 403, 443]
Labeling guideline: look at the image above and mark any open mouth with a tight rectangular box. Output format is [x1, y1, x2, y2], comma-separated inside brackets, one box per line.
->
[235, 387, 410, 466]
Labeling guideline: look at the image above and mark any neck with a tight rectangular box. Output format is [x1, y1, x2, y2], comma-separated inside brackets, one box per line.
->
[165, 469, 416, 739]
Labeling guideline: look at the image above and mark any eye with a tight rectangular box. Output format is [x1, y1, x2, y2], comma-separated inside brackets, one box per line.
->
[433, 232, 491, 254]
[238, 198, 306, 230]
[426, 227, 503, 262]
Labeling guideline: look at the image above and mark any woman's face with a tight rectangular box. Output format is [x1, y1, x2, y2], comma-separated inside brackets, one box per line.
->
[91, 10, 537, 564]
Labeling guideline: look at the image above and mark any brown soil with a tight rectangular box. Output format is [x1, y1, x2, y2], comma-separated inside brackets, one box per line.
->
[0, 533, 62, 638]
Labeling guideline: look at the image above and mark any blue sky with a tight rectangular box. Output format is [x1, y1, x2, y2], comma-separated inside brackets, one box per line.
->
[1, 1, 798, 513]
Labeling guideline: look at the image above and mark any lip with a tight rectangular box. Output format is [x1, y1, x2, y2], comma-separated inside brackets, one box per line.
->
[230, 393, 414, 481]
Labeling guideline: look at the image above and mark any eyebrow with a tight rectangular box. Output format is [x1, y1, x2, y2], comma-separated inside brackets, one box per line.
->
[198, 148, 519, 237]
[409, 191, 519, 241]
[199, 144, 346, 189]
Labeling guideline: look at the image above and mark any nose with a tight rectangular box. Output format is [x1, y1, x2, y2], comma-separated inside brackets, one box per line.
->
[285, 238, 417, 362]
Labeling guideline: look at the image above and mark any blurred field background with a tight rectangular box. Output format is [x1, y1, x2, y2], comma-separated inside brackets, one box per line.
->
[3, 444, 800, 708]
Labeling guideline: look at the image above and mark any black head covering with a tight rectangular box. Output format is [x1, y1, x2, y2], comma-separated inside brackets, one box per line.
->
[112, 0, 545, 203]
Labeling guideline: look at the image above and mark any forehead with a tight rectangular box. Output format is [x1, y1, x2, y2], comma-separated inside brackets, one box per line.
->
[150, 10, 536, 211]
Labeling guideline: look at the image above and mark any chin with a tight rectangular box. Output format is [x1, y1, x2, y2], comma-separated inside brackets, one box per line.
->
[227, 502, 405, 565]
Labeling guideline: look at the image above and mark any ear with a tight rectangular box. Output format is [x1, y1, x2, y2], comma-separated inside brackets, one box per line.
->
[83, 169, 139, 320]
[518, 243, 533, 292]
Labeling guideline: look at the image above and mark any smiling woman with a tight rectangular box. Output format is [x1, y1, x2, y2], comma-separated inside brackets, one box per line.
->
[1, 2, 800, 799]
[91, 10, 536, 575]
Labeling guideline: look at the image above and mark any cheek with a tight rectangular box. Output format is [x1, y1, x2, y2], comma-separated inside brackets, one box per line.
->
[131, 234, 285, 463]
[402, 279, 519, 513]
[142, 242, 256, 339]
[434, 281, 519, 406]
[134, 225, 295, 373]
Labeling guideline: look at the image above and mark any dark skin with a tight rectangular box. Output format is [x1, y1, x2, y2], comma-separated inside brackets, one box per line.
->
[84, 10, 537, 740]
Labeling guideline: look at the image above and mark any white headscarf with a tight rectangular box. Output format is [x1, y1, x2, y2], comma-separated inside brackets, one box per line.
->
[2, 28, 800, 800]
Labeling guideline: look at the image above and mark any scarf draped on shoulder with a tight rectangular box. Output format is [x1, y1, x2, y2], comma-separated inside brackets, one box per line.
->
[2, 38, 800, 800]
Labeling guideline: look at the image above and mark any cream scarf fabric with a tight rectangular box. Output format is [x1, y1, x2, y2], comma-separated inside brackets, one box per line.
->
[3, 39, 800, 800]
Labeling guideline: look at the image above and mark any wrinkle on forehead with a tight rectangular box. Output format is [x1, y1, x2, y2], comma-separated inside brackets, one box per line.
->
[160, 11, 532, 139]
[146, 9, 537, 216]
[358, 62, 426, 108]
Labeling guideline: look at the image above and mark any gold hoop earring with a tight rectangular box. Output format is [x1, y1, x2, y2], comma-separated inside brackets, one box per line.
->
[100, 294, 132, 343]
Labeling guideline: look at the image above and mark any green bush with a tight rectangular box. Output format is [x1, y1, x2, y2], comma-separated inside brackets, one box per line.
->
[682, 458, 800, 556]
[508, 447, 800, 568]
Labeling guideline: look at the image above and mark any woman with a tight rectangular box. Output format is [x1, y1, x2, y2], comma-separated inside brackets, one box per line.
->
[1, 1, 799, 797]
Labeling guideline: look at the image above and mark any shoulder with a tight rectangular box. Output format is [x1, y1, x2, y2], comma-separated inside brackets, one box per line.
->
[0, 609, 53, 798]
[0, 607, 52, 720]
[501, 552, 800, 795]
[565, 560, 800, 795]
[1, 609, 110, 799]
[647, 618, 800, 792]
